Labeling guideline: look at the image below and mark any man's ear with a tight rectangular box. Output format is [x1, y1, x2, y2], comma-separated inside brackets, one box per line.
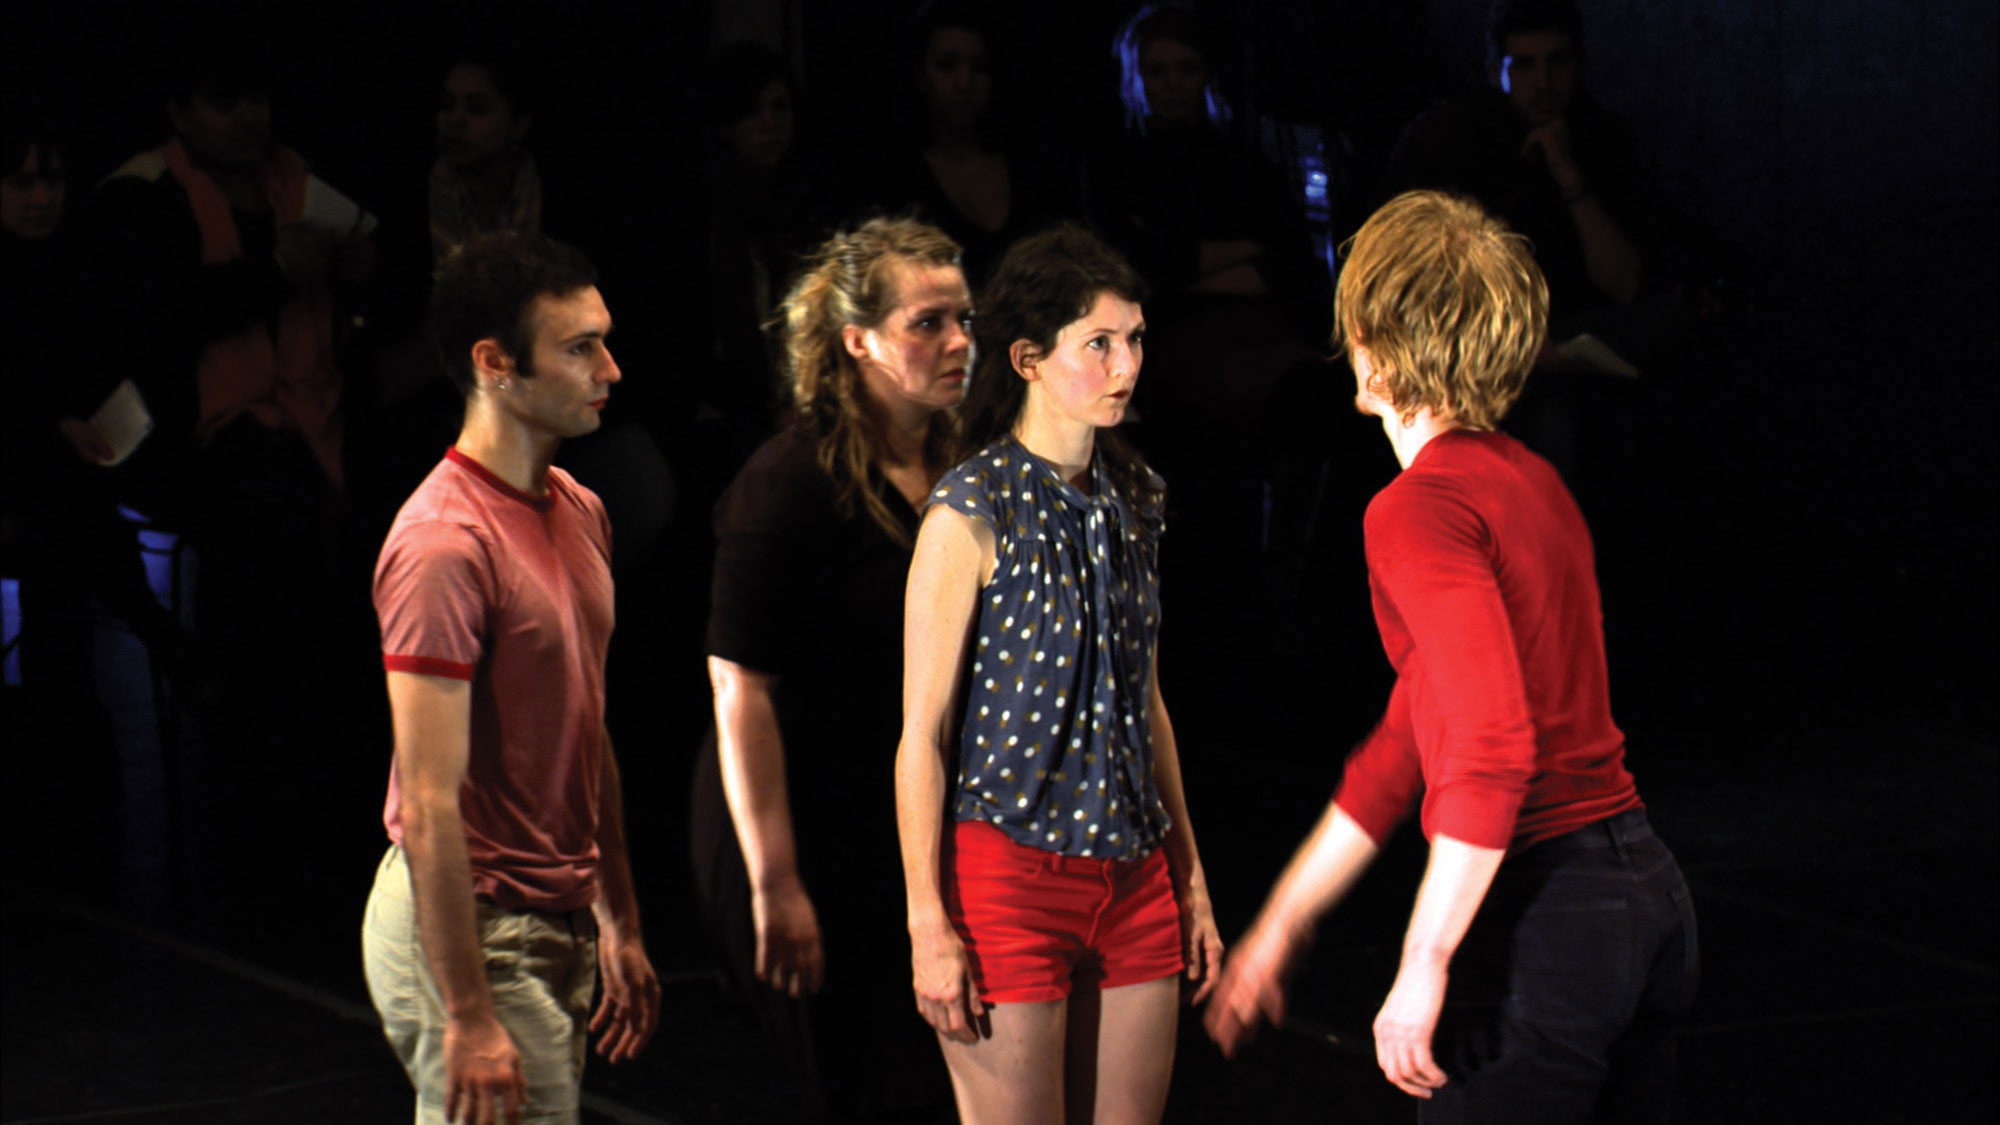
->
[1009, 338, 1043, 380]
[471, 338, 515, 388]
[842, 322, 872, 363]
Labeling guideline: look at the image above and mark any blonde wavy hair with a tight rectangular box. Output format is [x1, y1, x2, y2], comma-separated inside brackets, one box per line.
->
[1332, 190, 1548, 430]
[780, 216, 963, 545]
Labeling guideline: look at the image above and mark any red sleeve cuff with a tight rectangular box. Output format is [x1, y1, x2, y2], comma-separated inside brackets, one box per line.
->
[1423, 784, 1523, 850]
[1333, 790, 1410, 848]
[383, 653, 476, 680]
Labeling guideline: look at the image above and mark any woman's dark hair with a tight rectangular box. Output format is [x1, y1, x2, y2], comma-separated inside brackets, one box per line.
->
[1111, 2, 1232, 132]
[431, 231, 598, 393]
[705, 41, 796, 129]
[1, 107, 65, 181]
[960, 224, 1160, 519]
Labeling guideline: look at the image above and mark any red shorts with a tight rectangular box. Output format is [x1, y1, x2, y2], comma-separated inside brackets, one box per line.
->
[944, 820, 1185, 1004]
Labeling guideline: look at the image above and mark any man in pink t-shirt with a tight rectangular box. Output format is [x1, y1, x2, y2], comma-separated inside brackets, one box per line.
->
[1206, 192, 1695, 1124]
[361, 232, 659, 1125]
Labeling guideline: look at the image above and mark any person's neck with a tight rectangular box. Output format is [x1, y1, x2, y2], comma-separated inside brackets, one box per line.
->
[457, 155, 520, 218]
[455, 397, 559, 496]
[926, 119, 984, 157]
[1381, 408, 1459, 469]
[185, 145, 264, 209]
[866, 393, 936, 472]
[1012, 401, 1096, 489]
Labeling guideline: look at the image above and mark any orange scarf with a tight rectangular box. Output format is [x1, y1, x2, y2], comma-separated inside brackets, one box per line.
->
[160, 137, 343, 487]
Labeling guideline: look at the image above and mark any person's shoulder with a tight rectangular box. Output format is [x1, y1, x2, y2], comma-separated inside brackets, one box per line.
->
[716, 423, 838, 530]
[386, 462, 497, 550]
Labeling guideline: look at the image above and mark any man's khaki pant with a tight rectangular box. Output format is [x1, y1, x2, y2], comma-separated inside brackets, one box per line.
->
[362, 846, 598, 1124]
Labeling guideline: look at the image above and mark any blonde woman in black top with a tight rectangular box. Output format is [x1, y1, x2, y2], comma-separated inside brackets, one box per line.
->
[693, 216, 971, 1120]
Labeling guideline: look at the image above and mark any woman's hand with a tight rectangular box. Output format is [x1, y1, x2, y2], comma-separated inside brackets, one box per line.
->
[1373, 958, 1449, 1098]
[751, 875, 824, 998]
[1202, 909, 1306, 1057]
[909, 915, 985, 1043]
[1177, 879, 1226, 1006]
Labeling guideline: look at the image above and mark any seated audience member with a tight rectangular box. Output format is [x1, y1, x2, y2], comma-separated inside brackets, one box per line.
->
[2, 114, 180, 877]
[363, 47, 673, 584]
[1085, 3, 1330, 511]
[1385, 0, 1649, 357]
[687, 42, 828, 485]
[1385, 0, 1664, 489]
[77, 33, 374, 856]
[879, 1, 1078, 286]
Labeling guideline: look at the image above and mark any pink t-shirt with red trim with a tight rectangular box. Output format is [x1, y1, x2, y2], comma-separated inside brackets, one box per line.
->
[373, 448, 614, 911]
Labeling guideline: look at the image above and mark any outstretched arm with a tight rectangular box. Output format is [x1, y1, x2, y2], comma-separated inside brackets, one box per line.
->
[1204, 799, 1382, 1056]
[710, 657, 823, 998]
[1145, 663, 1224, 1004]
[1373, 834, 1505, 1098]
[389, 671, 528, 1125]
[895, 506, 993, 1044]
[589, 729, 659, 1063]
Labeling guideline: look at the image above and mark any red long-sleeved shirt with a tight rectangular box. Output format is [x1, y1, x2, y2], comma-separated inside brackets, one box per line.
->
[1333, 429, 1640, 851]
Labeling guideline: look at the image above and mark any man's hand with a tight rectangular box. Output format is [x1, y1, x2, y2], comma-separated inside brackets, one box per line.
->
[443, 1014, 527, 1125]
[1373, 957, 1450, 1098]
[1202, 912, 1304, 1057]
[1520, 118, 1584, 196]
[751, 876, 824, 998]
[590, 929, 660, 1063]
[1177, 880, 1226, 1006]
[910, 916, 985, 1044]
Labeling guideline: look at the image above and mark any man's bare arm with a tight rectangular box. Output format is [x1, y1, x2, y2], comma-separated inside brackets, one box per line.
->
[388, 670, 526, 1123]
[589, 729, 659, 1063]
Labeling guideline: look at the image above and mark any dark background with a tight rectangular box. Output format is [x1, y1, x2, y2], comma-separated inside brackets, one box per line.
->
[3, 1, 1994, 1121]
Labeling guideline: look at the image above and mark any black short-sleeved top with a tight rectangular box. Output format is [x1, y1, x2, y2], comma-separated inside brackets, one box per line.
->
[703, 424, 918, 885]
[928, 435, 1170, 860]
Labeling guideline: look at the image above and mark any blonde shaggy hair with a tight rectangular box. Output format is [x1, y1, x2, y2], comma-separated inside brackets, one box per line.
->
[780, 216, 962, 545]
[1332, 190, 1548, 429]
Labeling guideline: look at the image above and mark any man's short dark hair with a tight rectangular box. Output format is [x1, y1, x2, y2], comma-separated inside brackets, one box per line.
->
[1488, 0, 1583, 59]
[431, 231, 598, 393]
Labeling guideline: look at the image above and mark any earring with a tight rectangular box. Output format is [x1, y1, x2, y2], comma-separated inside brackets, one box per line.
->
[496, 379, 510, 392]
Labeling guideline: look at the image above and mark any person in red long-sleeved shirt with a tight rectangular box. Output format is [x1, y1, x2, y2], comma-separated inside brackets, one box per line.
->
[1206, 190, 1696, 1124]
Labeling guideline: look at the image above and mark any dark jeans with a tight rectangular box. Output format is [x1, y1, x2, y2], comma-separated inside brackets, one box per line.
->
[1425, 808, 1699, 1125]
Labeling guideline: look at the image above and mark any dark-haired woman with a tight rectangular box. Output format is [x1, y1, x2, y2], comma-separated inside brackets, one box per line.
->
[896, 225, 1223, 1124]
[691, 217, 969, 1121]
[883, 4, 1076, 286]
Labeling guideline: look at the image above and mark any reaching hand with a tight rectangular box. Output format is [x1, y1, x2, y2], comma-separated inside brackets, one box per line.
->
[751, 878, 825, 998]
[1202, 912, 1303, 1057]
[589, 930, 660, 1064]
[1177, 881, 1226, 1006]
[909, 917, 985, 1044]
[1373, 958, 1450, 1099]
[443, 1015, 527, 1125]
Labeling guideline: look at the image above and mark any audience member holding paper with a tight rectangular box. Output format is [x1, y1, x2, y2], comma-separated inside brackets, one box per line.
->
[78, 29, 375, 839]
[4, 109, 185, 865]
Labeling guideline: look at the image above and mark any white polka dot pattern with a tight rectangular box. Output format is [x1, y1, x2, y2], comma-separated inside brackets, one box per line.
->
[926, 435, 1169, 860]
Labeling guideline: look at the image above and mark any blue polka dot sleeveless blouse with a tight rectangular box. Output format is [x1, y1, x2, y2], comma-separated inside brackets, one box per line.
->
[928, 434, 1171, 859]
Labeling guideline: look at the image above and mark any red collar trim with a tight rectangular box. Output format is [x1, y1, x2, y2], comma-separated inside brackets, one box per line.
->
[446, 447, 554, 510]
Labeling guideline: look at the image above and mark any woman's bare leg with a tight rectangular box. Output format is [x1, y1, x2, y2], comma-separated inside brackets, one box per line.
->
[1071, 977, 1180, 1124]
[938, 999, 1067, 1125]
